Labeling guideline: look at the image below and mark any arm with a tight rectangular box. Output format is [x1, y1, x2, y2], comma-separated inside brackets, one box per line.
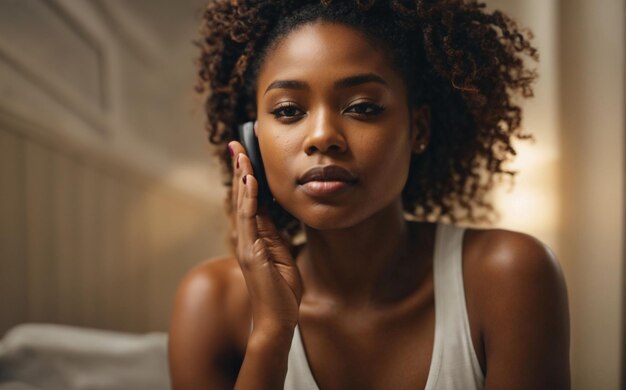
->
[168, 259, 237, 389]
[235, 323, 295, 389]
[169, 140, 303, 389]
[479, 231, 570, 389]
[168, 259, 297, 390]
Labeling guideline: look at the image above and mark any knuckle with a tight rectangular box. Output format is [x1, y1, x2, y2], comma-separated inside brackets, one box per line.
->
[237, 241, 267, 271]
[264, 238, 282, 250]
[245, 184, 257, 199]
[252, 238, 266, 256]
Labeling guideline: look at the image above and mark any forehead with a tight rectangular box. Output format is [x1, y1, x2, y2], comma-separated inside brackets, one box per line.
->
[256, 22, 403, 93]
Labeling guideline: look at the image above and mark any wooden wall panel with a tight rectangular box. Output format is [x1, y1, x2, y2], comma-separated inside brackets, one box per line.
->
[75, 161, 102, 329]
[115, 178, 138, 333]
[98, 172, 122, 330]
[52, 152, 79, 325]
[0, 133, 222, 335]
[0, 0, 226, 336]
[24, 141, 57, 323]
[0, 130, 27, 332]
[123, 183, 150, 333]
[145, 188, 175, 331]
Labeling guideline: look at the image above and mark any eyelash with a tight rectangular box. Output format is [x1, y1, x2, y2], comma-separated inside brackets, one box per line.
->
[270, 102, 385, 120]
[271, 103, 301, 119]
[346, 102, 386, 116]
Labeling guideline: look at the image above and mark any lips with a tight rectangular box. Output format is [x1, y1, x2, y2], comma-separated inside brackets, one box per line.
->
[297, 165, 358, 184]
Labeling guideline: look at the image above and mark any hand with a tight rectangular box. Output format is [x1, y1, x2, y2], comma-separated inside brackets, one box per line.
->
[228, 140, 303, 332]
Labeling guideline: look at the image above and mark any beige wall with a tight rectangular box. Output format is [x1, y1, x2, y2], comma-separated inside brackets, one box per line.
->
[486, 0, 561, 251]
[0, 0, 229, 334]
[486, 1, 625, 389]
[559, 1, 625, 389]
[0, 123, 225, 333]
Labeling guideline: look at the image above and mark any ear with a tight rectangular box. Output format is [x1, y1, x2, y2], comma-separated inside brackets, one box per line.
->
[409, 105, 431, 154]
[253, 120, 259, 137]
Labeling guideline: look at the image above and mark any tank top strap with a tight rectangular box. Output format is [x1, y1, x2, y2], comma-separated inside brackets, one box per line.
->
[284, 324, 320, 390]
[427, 222, 485, 390]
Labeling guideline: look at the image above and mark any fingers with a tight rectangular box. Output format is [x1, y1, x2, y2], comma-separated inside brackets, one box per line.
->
[228, 140, 252, 226]
[239, 170, 259, 245]
[228, 141, 244, 214]
[228, 141, 287, 271]
[228, 141, 264, 268]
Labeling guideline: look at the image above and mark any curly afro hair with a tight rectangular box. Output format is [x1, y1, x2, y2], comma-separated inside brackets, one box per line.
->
[195, 0, 538, 254]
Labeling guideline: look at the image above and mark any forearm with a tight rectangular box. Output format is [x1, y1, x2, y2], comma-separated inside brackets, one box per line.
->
[234, 326, 295, 390]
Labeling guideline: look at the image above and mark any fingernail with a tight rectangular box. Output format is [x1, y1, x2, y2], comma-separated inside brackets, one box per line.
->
[228, 144, 234, 157]
[242, 174, 247, 184]
[236, 154, 240, 169]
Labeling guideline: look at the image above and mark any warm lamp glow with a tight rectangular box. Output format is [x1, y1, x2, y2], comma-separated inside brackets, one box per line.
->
[493, 136, 560, 251]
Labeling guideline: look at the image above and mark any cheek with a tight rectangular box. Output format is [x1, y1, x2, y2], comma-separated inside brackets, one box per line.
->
[259, 134, 298, 194]
[357, 132, 413, 187]
[356, 108, 413, 170]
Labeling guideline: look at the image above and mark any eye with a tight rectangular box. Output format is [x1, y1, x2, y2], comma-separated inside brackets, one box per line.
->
[270, 102, 304, 119]
[345, 102, 385, 117]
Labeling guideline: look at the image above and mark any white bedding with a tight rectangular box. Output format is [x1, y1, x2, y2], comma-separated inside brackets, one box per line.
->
[0, 323, 170, 390]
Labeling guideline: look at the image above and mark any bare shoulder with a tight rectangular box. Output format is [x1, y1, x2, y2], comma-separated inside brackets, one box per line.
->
[463, 226, 569, 320]
[464, 227, 565, 283]
[463, 227, 570, 389]
[168, 255, 251, 389]
[177, 256, 243, 312]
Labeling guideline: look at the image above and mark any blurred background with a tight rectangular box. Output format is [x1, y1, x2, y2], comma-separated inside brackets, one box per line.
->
[0, 0, 623, 389]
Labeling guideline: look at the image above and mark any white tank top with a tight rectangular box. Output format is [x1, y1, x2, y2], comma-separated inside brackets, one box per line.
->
[283, 222, 486, 389]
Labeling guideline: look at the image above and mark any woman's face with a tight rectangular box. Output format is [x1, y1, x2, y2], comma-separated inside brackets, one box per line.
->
[255, 21, 425, 230]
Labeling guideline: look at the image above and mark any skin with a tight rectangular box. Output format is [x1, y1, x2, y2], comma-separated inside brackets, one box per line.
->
[168, 22, 570, 389]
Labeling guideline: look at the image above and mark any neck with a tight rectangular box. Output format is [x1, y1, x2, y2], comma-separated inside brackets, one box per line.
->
[298, 199, 421, 307]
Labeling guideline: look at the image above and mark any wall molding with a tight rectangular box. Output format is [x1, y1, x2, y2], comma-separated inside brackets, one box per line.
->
[0, 107, 219, 204]
[0, 47, 107, 135]
[89, 0, 162, 67]
[0, 0, 109, 133]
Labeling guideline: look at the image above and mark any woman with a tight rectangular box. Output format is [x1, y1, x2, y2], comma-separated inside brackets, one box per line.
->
[168, 1, 570, 389]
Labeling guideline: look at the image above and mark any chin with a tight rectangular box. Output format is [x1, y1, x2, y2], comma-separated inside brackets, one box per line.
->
[274, 186, 403, 231]
[282, 202, 370, 231]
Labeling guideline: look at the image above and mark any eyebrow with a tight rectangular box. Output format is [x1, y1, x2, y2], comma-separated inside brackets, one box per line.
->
[263, 73, 389, 96]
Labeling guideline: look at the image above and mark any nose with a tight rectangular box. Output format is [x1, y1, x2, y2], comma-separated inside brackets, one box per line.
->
[302, 109, 347, 156]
